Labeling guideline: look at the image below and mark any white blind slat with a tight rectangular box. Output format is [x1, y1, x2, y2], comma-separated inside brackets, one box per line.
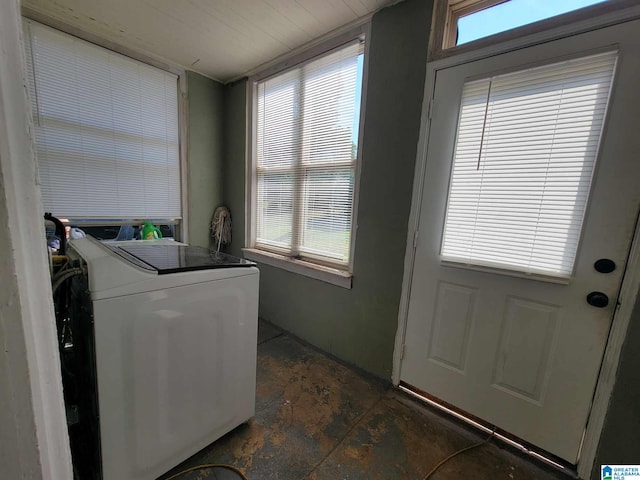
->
[24, 20, 181, 220]
[441, 51, 617, 277]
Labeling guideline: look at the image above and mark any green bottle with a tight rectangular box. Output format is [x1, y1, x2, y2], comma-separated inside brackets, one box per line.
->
[141, 222, 162, 240]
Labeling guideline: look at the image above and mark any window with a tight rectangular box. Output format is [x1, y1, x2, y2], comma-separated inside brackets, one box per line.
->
[433, 0, 618, 57]
[249, 39, 365, 274]
[23, 20, 181, 226]
[441, 51, 617, 278]
[452, 0, 608, 46]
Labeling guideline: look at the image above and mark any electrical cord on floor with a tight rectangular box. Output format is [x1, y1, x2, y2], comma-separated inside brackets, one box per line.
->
[163, 464, 248, 480]
[423, 428, 496, 480]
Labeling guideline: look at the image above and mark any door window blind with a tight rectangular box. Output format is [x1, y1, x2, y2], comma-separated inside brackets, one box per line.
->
[255, 40, 364, 266]
[23, 20, 181, 220]
[441, 51, 617, 277]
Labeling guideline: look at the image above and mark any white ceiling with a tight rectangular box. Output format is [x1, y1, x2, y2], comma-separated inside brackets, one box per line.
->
[22, 0, 394, 82]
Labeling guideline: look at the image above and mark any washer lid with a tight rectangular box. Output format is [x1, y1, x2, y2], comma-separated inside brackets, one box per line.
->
[110, 244, 255, 274]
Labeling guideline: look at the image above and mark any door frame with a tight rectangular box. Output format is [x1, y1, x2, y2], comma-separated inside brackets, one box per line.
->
[0, 0, 73, 478]
[393, 4, 640, 478]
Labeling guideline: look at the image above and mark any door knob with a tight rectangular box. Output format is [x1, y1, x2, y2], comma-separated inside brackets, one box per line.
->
[594, 259, 616, 273]
[587, 292, 609, 308]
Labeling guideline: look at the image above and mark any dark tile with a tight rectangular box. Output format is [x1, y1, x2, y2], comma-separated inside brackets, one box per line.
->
[158, 332, 570, 480]
[254, 334, 386, 414]
[257, 319, 283, 345]
[310, 391, 570, 480]
[160, 335, 386, 480]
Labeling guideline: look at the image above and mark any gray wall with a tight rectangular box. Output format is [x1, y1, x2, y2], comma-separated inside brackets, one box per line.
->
[592, 293, 640, 478]
[223, 0, 433, 379]
[186, 71, 224, 248]
[223, 80, 247, 258]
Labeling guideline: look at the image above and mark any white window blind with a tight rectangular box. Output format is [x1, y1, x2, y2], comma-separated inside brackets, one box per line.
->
[255, 40, 364, 266]
[441, 51, 617, 277]
[23, 20, 181, 220]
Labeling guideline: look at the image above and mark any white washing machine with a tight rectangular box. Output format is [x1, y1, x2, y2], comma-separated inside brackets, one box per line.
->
[68, 237, 259, 480]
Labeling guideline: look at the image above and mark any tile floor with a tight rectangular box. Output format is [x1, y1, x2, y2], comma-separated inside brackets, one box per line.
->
[160, 321, 572, 480]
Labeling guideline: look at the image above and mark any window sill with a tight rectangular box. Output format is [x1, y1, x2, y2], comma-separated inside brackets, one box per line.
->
[242, 248, 352, 289]
[441, 259, 571, 285]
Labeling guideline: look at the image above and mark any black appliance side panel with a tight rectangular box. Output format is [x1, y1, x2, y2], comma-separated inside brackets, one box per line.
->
[66, 264, 102, 479]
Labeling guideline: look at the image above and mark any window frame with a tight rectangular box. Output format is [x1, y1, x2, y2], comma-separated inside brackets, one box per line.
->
[443, 0, 508, 49]
[245, 24, 370, 288]
[430, 0, 638, 61]
[21, 14, 189, 243]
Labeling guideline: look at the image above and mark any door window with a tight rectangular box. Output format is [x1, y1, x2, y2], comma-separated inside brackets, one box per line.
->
[441, 51, 617, 277]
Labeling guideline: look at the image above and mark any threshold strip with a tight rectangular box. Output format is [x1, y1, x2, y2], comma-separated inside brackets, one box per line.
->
[398, 382, 578, 477]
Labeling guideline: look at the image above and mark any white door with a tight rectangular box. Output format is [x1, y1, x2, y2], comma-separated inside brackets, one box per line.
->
[401, 20, 640, 464]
